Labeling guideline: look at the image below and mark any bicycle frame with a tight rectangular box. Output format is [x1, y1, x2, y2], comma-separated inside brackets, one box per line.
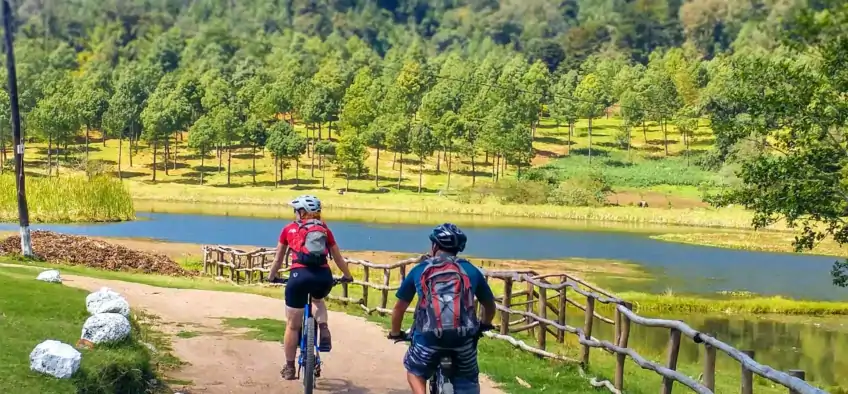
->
[297, 294, 321, 379]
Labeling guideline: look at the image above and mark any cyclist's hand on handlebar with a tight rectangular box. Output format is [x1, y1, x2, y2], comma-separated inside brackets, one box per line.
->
[269, 276, 286, 284]
[478, 322, 495, 337]
[339, 275, 354, 283]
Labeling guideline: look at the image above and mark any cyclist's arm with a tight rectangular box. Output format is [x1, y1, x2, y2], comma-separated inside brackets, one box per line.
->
[329, 244, 353, 279]
[475, 270, 497, 325]
[268, 242, 286, 281]
[390, 274, 416, 336]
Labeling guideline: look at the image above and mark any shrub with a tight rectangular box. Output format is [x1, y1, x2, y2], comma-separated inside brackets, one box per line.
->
[547, 172, 612, 207]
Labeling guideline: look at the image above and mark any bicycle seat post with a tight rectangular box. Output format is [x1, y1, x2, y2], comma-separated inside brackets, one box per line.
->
[439, 356, 454, 379]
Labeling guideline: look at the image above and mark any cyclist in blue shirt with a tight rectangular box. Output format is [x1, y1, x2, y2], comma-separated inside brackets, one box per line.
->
[388, 223, 496, 394]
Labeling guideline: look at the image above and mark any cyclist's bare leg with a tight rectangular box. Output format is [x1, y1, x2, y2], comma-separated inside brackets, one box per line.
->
[312, 298, 328, 323]
[281, 307, 304, 379]
[313, 298, 332, 350]
[407, 372, 427, 394]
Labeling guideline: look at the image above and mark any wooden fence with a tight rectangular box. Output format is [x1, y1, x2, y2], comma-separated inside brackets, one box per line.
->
[202, 245, 827, 394]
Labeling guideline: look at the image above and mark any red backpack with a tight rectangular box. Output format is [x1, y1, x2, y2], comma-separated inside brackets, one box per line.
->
[290, 219, 330, 267]
[414, 255, 479, 345]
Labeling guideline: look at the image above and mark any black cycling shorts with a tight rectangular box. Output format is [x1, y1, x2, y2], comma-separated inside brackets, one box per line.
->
[284, 267, 334, 308]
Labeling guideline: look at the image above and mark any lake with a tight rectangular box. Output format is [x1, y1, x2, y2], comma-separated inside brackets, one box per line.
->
[2, 210, 846, 301]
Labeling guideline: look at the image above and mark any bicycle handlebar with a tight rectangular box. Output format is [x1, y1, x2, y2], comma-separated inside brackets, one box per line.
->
[389, 323, 495, 343]
[268, 276, 354, 285]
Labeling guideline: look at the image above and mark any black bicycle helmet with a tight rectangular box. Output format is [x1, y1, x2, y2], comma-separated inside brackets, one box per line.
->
[428, 223, 467, 253]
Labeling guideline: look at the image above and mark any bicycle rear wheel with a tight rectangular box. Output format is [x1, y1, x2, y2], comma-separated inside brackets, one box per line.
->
[303, 317, 316, 393]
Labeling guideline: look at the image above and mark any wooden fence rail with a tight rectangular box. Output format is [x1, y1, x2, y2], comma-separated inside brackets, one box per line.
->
[202, 245, 827, 394]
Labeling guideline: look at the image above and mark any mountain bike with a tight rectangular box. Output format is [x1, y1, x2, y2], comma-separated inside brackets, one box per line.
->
[271, 276, 352, 393]
[391, 324, 494, 394]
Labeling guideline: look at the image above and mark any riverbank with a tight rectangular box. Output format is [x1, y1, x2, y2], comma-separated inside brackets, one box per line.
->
[0, 174, 134, 223]
[3, 234, 845, 316]
[652, 231, 847, 257]
[128, 181, 775, 230]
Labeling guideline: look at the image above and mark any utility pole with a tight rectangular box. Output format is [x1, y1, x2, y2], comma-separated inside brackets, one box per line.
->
[2, 0, 32, 257]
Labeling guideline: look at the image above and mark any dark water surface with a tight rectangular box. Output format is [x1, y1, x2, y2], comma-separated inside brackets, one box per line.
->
[2, 211, 845, 300]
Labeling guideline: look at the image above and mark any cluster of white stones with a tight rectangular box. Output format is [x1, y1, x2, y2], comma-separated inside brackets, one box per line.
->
[29, 270, 132, 380]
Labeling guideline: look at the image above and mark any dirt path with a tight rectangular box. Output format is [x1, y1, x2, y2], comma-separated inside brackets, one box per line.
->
[61, 275, 505, 394]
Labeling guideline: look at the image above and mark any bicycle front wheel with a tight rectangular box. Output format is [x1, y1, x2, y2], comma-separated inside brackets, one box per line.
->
[303, 317, 316, 393]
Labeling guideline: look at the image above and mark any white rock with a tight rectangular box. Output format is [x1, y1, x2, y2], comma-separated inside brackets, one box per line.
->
[35, 270, 62, 283]
[29, 340, 81, 379]
[86, 287, 130, 317]
[81, 313, 132, 344]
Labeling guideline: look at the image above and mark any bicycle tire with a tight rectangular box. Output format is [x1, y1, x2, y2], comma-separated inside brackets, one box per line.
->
[439, 371, 454, 394]
[303, 317, 316, 393]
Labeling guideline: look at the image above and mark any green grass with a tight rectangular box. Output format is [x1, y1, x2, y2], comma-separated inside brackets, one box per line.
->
[651, 231, 848, 257]
[6, 116, 759, 229]
[175, 331, 200, 339]
[0, 174, 135, 223]
[623, 292, 848, 315]
[538, 149, 722, 189]
[221, 318, 286, 341]
[0, 268, 165, 394]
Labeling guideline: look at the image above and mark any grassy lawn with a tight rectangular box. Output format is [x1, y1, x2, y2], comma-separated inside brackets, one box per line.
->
[0, 268, 171, 394]
[5, 116, 761, 229]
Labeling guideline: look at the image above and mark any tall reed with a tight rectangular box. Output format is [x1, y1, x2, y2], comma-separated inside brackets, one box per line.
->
[0, 174, 134, 223]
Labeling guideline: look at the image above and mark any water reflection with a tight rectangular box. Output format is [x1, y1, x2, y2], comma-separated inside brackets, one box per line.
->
[564, 308, 848, 388]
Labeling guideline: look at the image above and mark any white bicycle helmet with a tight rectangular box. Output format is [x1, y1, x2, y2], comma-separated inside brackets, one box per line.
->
[290, 195, 322, 213]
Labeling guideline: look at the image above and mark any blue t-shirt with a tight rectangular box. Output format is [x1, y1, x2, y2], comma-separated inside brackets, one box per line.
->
[395, 256, 495, 346]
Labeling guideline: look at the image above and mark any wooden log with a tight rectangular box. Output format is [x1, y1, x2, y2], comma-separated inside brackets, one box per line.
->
[526, 281, 535, 337]
[741, 350, 755, 394]
[399, 264, 407, 281]
[509, 321, 540, 333]
[557, 287, 566, 343]
[500, 278, 513, 336]
[703, 333, 717, 391]
[341, 279, 350, 304]
[788, 370, 806, 394]
[614, 302, 632, 391]
[537, 286, 547, 352]
[380, 268, 390, 315]
[580, 296, 595, 365]
[362, 266, 370, 307]
[661, 328, 682, 394]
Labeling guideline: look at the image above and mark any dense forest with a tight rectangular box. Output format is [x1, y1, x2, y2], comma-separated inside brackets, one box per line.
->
[0, 0, 846, 282]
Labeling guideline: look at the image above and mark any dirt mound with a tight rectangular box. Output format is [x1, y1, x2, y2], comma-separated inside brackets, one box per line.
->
[0, 231, 195, 276]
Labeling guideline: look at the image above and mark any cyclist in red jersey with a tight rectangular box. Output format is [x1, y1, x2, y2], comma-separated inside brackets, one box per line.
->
[267, 194, 353, 380]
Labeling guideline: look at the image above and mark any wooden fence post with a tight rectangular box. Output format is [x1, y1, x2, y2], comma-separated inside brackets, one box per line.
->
[741, 350, 755, 394]
[788, 370, 806, 394]
[362, 266, 370, 307]
[557, 285, 566, 343]
[661, 328, 682, 394]
[341, 279, 349, 304]
[580, 296, 595, 366]
[703, 333, 717, 391]
[526, 281, 535, 337]
[500, 278, 513, 335]
[537, 286, 547, 352]
[614, 302, 632, 391]
[379, 268, 390, 315]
